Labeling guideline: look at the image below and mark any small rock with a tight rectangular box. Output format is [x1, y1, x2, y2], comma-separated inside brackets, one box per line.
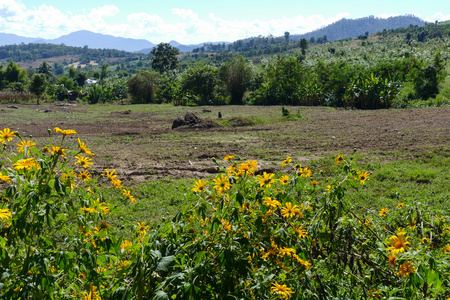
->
[7, 105, 18, 109]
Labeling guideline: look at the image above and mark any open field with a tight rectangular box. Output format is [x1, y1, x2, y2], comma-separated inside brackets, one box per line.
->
[2, 103, 449, 183]
[2, 103, 450, 298]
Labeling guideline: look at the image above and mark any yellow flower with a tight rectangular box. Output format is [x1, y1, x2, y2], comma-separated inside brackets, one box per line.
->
[281, 202, 302, 219]
[291, 224, 308, 238]
[311, 180, 319, 187]
[221, 219, 232, 232]
[16, 140, 36, 154]
[122, 189, 136, 203]
[379, 208, 389, 217]
[74, 154, 93, 169]
[298, 167, 312, 177]
[121, 240, 132, 249]
[97, 200, 110, 215]
[293, 254, 311, 269]
[81, 207, 97, 214]
[105, 168, 118, 181]
[213, 174, 231, 194]
[78, 171, 92, 182]
[137, 222, 150, 235]
[386, 232, 410, 255]
[257, 172, 276, 188]
[279, 247, 296, 257]
[281, 156, 292, 167]
[443, 244, 450, 254]
[0, 174, 11, 183]
[397, 261, 416, 278]
[279, 175, 289, 185]
[0, 128, 16, 144]
[223, 155, 235, 161]
[388, 255, 396, 268]
[396, 202, 405, 208]
[334, 154, 344, 165]
[358, 170, 370, 185]
[13, 158, 40, 171]
[263, 197, 281, 209]
[111, 178, 122, 189]
[226, 165, 236, 176]
[192, 179, 207, 193]
[54, 127, 77, 136]
[78, 138, 94, 156]
[270, 283, 295, 299]
[0, 208, 13, 221]
[81, 284, 100, 300]
[50, 145, 68, 157]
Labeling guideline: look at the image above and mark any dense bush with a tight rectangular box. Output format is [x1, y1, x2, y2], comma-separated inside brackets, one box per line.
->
[1, 129, 450, 299]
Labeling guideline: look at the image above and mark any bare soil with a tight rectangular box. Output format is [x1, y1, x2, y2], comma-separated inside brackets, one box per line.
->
[2, 104, 449, 183]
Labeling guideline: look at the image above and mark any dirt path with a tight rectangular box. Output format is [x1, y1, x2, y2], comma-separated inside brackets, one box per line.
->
[2, 104, 449, 182]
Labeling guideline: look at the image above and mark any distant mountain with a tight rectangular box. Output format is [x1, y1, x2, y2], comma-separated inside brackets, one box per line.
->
[39, 30, 156, 52]
[290, 15, 424, 42]
[0, 30, 227, 54]
[136, 41, 231, 54]
[0, 32, 37, 45]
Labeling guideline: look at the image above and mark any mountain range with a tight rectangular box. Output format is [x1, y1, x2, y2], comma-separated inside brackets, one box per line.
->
[0, 15, 425, 53]
[0, 30, 228, 53]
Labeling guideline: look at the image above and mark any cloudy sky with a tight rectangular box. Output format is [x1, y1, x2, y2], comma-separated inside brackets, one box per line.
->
[1, 0, 449, 44]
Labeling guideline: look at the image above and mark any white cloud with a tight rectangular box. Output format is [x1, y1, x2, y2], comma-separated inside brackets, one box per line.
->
[424, 12, 450, 22]
[2, 1, 445, 46]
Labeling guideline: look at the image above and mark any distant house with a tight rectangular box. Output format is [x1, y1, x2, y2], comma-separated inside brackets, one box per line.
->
[86, 79, 98, 84]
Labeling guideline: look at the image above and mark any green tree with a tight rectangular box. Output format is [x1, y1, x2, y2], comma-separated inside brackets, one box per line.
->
[29, 73, 47, 105]
[75, 72, 87, 88]
[150, 43, 179, 74]
[284, 31, 290, 44]
[4, 60, 27, 85]
[299, 38, 308, 55]
[57, 76, 75, 90]
[68, 66, 77, 79]
[127, 70, 160, 103]
[37, 61, 53, 77]
[100, 63, 109, 83]
[220, 56, 253, 105]
[181, 65, 217, 105]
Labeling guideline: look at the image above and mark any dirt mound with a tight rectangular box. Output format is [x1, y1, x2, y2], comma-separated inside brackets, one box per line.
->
[172, 111, 221, 130]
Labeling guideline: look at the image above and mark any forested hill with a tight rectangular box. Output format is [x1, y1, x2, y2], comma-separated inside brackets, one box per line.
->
[0, 43, 140, 64]
[290, 15, 424, 42]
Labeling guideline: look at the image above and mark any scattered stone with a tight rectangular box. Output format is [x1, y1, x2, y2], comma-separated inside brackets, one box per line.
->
[7, 105, 18, 109]
[202, 108, 212, 113]
[43, 109, 52, 113]
[122, 110, 131, 114]
[218, 112, 222, 119]
[172, 111, 221, 130]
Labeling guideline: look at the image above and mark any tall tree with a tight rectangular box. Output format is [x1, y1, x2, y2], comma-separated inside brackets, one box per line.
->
[4, 60, 26, 85]
[284, 32, 290, 44]
[299, 38, 309, 55]
[150, 43, 179, 74]
[29, 73, 47, 105]
[220, 56, 253, 105]
[100, 63, 109, 83]
[37, 61, 53, 77]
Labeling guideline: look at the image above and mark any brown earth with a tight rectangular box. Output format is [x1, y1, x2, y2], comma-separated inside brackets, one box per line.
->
[1, 104, 449, 184]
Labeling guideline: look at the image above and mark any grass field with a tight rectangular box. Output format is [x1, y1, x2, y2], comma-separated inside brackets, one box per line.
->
[2, 102, 449, 225]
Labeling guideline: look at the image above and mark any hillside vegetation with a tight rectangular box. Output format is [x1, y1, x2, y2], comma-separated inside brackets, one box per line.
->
[0, 19, 449, 108]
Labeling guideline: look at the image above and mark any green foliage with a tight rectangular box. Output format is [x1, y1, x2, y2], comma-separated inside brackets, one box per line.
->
[127, 70, 160, 104]
[220, 56, 254, 105]
[4, 60, 27, 86]
[150, 43, 179, 74]
[180, 65, 218, 105]
[29, 73, 47, 104]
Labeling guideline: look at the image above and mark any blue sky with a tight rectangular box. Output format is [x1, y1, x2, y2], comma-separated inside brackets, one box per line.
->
[1, 0, 449, 44]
